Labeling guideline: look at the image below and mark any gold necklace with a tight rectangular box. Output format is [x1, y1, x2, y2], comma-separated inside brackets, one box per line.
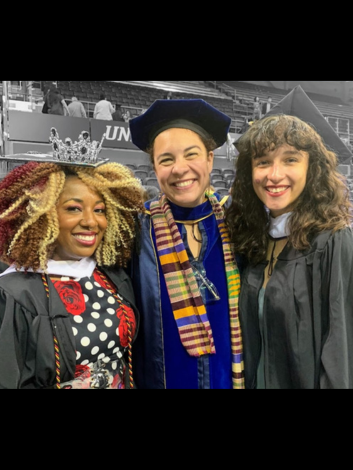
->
[174, 211, 214, 225]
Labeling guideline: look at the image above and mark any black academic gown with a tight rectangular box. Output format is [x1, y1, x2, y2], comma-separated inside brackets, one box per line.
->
[239, 227, 353, 389]
[0, 262, 8, 273]
[0, 266, 139, 389]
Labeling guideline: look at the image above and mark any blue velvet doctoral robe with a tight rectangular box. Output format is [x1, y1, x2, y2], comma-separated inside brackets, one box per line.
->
[131, 193, 244, 389]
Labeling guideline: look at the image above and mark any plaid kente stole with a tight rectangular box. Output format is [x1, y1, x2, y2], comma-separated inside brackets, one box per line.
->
[150, 192, 245, 389]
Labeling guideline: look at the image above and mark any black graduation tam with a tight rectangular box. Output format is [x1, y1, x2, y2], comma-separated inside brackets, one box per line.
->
[265, 85, 352, 163]
[129, 99, 231, 151]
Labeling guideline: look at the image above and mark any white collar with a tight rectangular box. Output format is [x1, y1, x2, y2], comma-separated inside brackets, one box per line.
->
[0, 257, 97, 279]
[268, 212, 292, 238]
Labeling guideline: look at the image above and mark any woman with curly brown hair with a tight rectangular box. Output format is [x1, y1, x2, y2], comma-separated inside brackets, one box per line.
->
[0, 158, 145, 389]
[226, 114, 353, 389]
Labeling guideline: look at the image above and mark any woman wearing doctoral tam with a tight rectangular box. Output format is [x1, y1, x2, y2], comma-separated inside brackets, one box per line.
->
[129, 99, 245, 389]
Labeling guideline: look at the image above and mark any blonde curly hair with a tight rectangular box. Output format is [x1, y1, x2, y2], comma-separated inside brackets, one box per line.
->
[0, 161, 145, 271]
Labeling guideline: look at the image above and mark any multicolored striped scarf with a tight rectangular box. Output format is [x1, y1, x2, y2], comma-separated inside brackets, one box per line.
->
[150, 191, 245, 389]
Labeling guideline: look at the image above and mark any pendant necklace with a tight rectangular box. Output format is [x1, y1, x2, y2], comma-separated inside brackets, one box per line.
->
[268, 236, 288, 277]
[191, 223, 202, 243]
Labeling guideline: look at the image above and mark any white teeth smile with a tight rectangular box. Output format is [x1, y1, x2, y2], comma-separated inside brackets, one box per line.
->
[175, 180, 194, 187]
[267, 187, 288, 193]
[74, 235, 95, 241]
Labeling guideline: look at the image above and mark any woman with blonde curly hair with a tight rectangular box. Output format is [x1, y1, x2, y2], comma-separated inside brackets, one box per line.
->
[0, 159, 145, 389]
[226, 114, 353, 389]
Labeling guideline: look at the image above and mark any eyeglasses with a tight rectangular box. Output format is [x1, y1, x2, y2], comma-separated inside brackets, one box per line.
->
[191, 264, 220, 305]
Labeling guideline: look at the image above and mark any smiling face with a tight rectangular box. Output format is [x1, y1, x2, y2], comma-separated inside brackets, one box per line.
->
[53, 176, 108, 261]
[252, 143, 309, 217]
[153, 127, 214, 207]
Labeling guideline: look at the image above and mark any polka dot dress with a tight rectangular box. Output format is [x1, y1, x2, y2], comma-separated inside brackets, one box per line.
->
[51, 268, 136, 389]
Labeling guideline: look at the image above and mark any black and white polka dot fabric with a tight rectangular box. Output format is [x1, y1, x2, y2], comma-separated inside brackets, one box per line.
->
[51, 269, 136, 389]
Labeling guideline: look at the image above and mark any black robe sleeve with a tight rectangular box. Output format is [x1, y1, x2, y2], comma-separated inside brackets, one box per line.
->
[0, 273, 76, 389]
[319, 227, 353, 388]
[0, 291, 33, 388]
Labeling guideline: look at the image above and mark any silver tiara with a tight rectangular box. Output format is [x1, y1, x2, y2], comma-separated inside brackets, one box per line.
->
[0, 127, 109, 168]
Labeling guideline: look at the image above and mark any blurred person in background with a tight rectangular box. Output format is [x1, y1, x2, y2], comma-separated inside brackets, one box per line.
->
[47, 86, 70, 116]
[261, 96, 272, 116]
[68, 96, 87, 118]
[123, 109, 131, 122]
[252, 96, 262, 121]
[93, 93, 114, 121]
[112, 103, 124, 122]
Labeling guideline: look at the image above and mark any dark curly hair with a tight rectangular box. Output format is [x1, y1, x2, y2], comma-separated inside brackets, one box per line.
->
[0, 161, 145, 271]
[225, 114, 353, 264]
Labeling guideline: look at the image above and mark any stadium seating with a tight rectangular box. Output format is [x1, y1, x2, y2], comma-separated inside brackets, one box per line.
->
[2, 80, 352, 196]
[134, 170, 149, 182]
[137, 164, 153, 172]
[214, 187, 229, 196]
[144, 177, 159, 188]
